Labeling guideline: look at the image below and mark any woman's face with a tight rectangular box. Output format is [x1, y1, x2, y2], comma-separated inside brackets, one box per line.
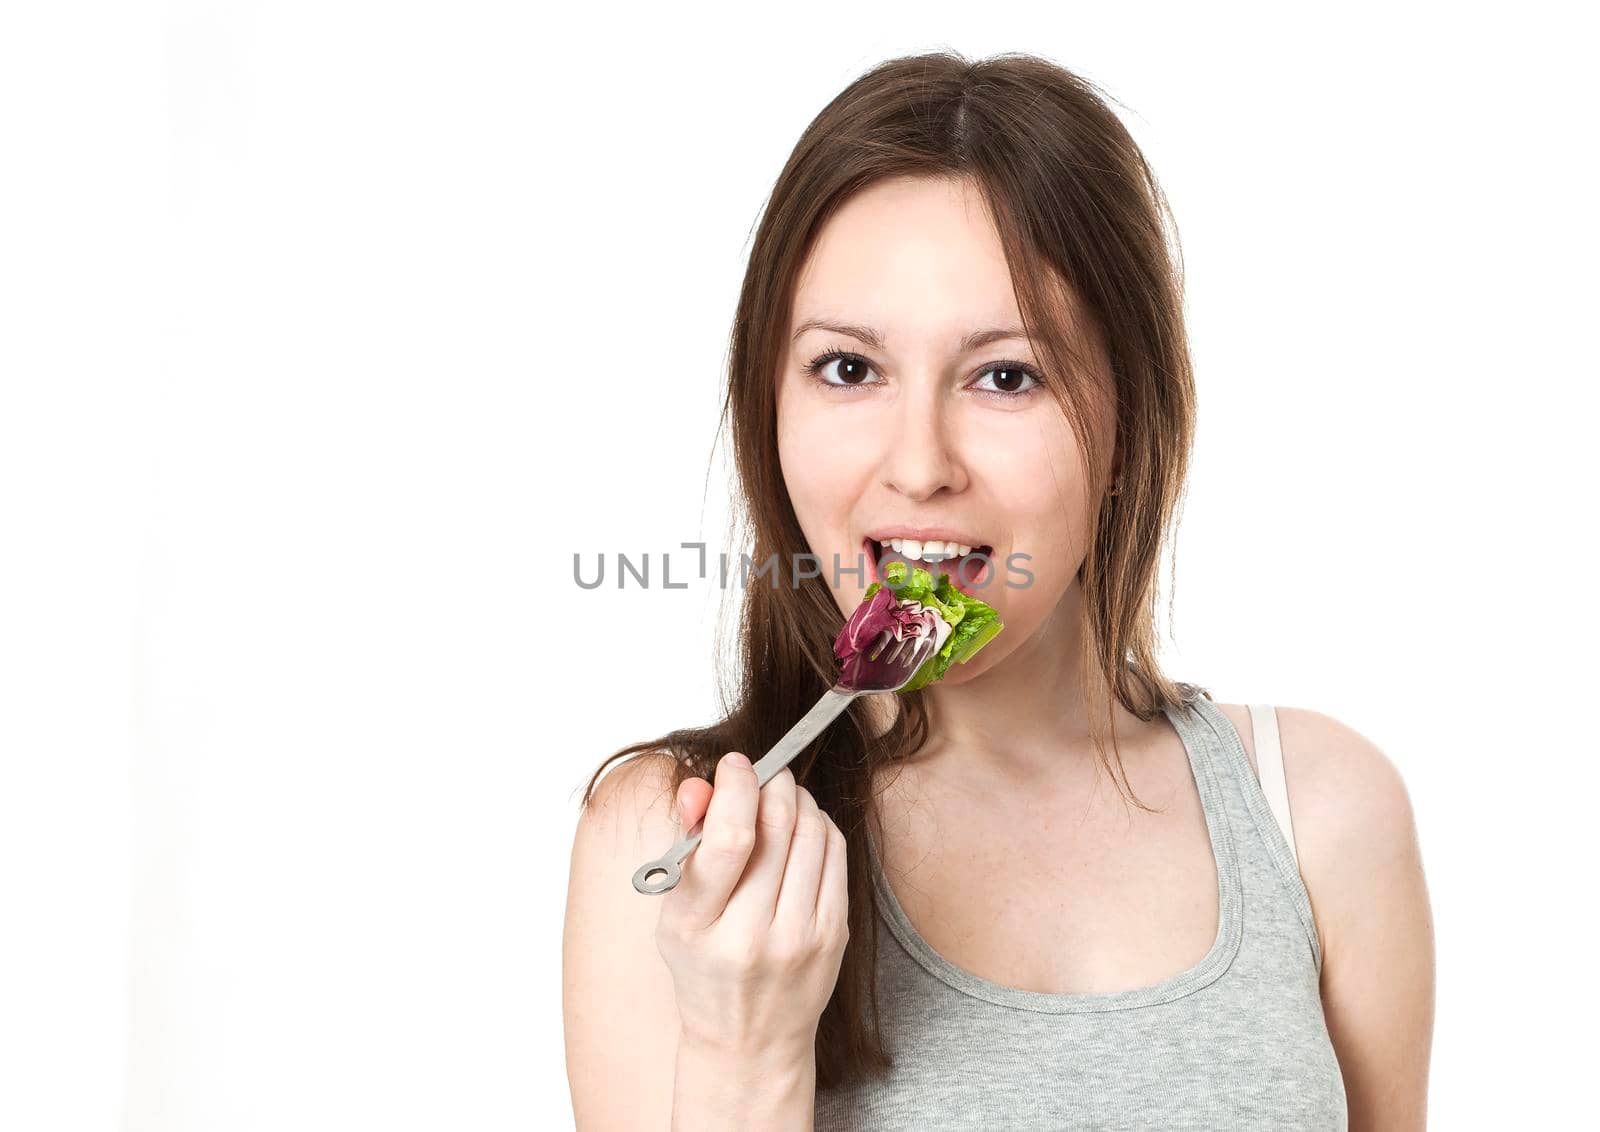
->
[775, 175, 1112, 685]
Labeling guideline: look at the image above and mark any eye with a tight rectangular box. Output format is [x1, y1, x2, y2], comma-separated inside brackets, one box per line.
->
[972, 362, 1043, 397]
[803, 349, 882, 391]
[801, 347, 1045, 399]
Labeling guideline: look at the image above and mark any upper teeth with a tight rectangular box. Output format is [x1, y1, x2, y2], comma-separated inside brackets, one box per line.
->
[884, 537, 975, 560]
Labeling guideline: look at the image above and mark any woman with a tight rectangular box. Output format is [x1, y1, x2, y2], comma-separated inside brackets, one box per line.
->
[563, 50, 1434, 1130]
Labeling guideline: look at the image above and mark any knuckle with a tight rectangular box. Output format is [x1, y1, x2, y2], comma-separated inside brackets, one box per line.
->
[767, 929, 819, 972]
[794, 808, 828, 845]
[756, 778, 797, 829]
[654, 910, 696, 953]
[762, 934, 800, 968]
[704, 820, 756, 859]
[710, 932, 763, 970]
[814, 910, 848, 951]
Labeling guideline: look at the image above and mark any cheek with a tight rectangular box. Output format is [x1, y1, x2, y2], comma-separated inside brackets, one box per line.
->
[988, 416, 1094, 577]
[777, 392, 879, 537]
[995, 408, 1086, 487]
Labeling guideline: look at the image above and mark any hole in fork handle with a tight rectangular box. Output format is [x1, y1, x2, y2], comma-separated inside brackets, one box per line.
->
[632, 860, 680, 894]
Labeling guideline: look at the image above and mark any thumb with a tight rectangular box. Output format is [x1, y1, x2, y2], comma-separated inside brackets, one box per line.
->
[677, 775, 714, 833]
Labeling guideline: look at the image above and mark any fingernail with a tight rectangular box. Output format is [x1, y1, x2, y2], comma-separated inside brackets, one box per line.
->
[726, 752, 750, 769]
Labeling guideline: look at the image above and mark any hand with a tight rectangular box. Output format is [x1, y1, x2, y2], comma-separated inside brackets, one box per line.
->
[654, 752, 850, 1059]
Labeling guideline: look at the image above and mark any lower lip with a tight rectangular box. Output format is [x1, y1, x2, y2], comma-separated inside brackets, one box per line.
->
[861, 537, 993, 595]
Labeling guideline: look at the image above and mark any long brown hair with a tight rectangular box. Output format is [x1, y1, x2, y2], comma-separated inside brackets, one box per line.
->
[577, 48, 1206, 1091]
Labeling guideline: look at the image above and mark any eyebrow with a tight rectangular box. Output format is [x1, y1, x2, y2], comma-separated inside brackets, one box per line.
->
[790, 318, 1033, 353]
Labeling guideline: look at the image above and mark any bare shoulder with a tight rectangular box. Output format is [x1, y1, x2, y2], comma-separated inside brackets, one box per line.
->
[566, 749, 682, 956]
[1213, 701, 1422, 899]
[1212, 702, 1415, 823]
[1223, 703, 1416, 851]
[1216, 701, 1435, 1126]
[579, 750, 681, 838]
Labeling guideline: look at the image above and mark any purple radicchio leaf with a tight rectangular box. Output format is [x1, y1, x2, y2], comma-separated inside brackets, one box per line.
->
[833, 592, 943, 691]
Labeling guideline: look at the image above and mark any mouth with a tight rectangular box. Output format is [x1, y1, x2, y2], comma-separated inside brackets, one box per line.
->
[862, 536, 996, 596]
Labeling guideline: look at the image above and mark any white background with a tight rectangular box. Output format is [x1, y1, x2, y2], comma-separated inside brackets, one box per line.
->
[2, 2, 1595, 1128]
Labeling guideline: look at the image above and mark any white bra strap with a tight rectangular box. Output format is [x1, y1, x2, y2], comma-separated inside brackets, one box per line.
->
[1247, 703, 1300, 870]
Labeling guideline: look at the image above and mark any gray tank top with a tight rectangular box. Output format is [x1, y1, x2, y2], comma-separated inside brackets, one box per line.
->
[814, 690, 1348, 1130]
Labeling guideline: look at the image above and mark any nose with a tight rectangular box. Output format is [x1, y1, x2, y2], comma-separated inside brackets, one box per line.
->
[879, 383, 968, 500]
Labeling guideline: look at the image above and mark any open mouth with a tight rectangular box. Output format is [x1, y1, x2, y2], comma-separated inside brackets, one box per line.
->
[863, 536, 995, 596]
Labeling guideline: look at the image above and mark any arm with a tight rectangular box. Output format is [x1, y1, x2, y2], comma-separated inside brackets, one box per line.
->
[1278, 707, 1436, 1132]
[562, 753, 818, 1130]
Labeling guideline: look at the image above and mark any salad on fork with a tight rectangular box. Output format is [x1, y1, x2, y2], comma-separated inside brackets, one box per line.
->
[835, 560, 1004, 693]
[631, 560, 1003, 893]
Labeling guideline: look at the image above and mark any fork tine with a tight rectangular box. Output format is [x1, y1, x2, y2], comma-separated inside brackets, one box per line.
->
[895, 634, 930, 669]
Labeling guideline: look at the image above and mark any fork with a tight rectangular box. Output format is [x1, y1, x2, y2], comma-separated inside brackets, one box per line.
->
[631, 620, 945, 895]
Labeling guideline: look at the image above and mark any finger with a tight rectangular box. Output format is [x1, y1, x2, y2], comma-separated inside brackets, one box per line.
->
[815, 812, 849, 940]
[676, 776, 713, 833]
[672, 752, 758, 927]
[771, 788, 828, 938]
[721, 765, 798, 928]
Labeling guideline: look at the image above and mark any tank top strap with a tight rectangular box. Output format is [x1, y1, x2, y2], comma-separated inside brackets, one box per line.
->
[1172, 690, 1325, 975]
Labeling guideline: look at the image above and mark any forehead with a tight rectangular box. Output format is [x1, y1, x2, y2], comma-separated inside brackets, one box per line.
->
[791, 176, 1025, 337]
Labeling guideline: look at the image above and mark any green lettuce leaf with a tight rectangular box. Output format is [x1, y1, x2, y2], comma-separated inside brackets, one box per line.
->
[873, 562, 1004, 691]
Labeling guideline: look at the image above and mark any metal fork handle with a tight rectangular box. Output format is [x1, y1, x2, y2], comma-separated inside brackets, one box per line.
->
[631, 686, 858, 895]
